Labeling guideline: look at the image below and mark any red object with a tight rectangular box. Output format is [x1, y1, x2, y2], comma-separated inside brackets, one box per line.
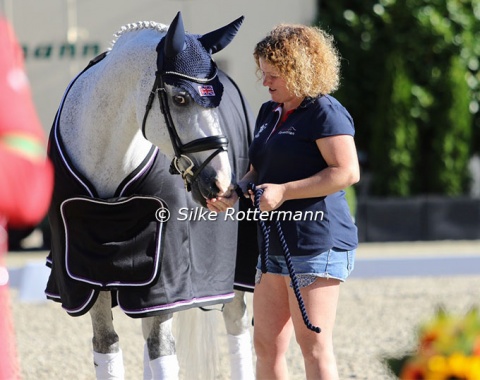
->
[0, 15, 54, 379]
[0, 263, 21, 380]
[0, 16, 54, 227]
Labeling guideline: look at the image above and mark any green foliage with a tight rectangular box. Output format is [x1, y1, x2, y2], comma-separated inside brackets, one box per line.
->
[345, 185, 357, 216]
[371, 51, 419, 195]
[317, 0, 480, 196]
[429, 55, 473, 194]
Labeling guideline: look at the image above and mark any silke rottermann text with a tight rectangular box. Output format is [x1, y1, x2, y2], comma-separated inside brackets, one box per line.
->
[177, 207, 325, 222]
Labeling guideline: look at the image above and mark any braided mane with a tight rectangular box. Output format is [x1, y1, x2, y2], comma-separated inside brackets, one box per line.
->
[110, 21, 168, 50]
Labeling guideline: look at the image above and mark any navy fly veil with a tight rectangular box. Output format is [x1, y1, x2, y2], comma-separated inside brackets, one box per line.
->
[159, 34, 223, 108]
[156, 11, 243, 109]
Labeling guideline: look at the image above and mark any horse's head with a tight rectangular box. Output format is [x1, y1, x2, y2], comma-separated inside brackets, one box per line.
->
[142, 12, 244, 206]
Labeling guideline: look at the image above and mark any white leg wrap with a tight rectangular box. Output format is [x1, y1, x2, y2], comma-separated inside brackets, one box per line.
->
[227, 332, 254, 380]
[149, 354, 179, 380]
[93, 350, 125, 380]
[143, 343, 152, 380]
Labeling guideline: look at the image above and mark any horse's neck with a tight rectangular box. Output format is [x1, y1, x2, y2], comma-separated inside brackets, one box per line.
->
[59, 29, 169, 198]
[59, 62, 153, 198]
[61, 115, 153, 199]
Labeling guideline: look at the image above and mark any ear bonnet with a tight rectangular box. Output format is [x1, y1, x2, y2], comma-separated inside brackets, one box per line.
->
[157, 12, 244, 108]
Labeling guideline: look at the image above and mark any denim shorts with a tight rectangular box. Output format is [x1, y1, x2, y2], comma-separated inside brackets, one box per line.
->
[255, 248, 355, 288]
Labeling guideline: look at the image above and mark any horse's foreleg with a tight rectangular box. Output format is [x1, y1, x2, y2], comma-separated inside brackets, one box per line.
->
[142, 313, 178, 380]
[89, 291, 124, 379]
[222, 290, 254, 380]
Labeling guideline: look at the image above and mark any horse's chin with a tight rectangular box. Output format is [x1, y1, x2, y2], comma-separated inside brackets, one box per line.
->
[191, 187, 208, 207]
[189, 179, 210, 207]
[190, 180, 234, 208]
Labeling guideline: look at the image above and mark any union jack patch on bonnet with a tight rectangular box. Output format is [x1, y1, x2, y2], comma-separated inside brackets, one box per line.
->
[198, 85, 215, 97]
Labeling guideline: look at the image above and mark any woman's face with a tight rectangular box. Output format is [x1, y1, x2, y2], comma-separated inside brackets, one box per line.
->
[259, 58, 301, 110]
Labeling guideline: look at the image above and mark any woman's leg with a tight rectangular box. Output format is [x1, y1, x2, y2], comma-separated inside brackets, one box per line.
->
[253, 273, 294, 380]
[289, 277, 341, 380]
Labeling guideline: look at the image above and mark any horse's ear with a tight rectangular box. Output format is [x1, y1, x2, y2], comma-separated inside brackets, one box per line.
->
[198, 16, 244, 54]
[164, 11, 186, 58]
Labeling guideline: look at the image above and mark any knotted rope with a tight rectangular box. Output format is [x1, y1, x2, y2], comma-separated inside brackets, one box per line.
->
[248, 183, 321, 334]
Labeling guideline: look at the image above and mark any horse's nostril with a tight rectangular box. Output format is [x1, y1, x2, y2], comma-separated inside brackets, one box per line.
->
[195, 178, 219, 200]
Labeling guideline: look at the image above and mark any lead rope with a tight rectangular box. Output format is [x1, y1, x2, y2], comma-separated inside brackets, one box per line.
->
[248, 183, 321, 334]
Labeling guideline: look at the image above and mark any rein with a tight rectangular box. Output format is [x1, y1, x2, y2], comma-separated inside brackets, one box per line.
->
[141, 68, 228, 191]
[249, 183, 321, 334]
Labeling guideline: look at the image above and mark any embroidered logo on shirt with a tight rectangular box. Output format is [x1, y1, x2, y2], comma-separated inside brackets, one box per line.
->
[197, 85, 215, 97]
[255, 123, 268, 139]
[278, 126, 296, 136]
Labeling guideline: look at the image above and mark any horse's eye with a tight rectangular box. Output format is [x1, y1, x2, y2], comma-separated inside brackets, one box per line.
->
[173, 93, 188, 106]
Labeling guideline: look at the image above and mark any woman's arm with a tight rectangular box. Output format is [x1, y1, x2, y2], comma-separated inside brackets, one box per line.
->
[235, 165, 259, 197]
[256, 135, 359, 211]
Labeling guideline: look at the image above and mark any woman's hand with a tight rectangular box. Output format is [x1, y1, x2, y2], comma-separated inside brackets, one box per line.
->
[253, 183, 286, 212]
[205, 192, 238, 213]
[207, 166, 259, 213]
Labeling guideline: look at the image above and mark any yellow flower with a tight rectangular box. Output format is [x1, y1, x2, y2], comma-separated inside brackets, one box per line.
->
[465, 356, 480, 379]
[385, 306, 480, 379]
[428, 355, 447, 373]
[449, 353, 468, 376]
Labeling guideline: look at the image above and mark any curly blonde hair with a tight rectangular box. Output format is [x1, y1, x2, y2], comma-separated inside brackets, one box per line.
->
[253, 24, 341, 97]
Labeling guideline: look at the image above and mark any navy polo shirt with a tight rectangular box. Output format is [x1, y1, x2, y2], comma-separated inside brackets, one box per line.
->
[249, 95, 358, 256]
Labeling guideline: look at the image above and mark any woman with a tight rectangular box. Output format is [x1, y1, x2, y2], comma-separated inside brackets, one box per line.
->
[208, 23, 359, 379]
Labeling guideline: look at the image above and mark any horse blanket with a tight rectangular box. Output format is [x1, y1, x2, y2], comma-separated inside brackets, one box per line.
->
[45, 56, 255, 318]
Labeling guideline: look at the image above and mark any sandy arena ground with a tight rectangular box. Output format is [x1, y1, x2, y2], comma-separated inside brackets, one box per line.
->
[6, 240, 480, 379]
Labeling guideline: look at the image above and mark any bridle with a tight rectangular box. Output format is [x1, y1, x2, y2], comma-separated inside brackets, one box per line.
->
[141, 49, 229, 192]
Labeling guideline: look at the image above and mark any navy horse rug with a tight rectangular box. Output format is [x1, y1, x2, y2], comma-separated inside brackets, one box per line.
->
[45, 54, 254, 318]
